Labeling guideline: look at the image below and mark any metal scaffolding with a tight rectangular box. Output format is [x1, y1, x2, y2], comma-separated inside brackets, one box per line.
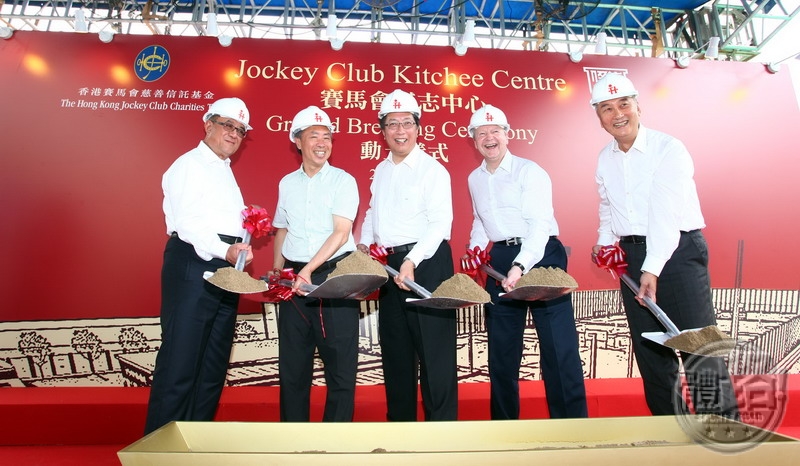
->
[1, 1, 797, 63]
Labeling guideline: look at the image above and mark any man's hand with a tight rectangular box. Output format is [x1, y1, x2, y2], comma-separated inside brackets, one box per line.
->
[395, 258, 415, 291]
[638, 271, 658, 305]
[227, 244, 252, 266]
[503, 264, 523, 292]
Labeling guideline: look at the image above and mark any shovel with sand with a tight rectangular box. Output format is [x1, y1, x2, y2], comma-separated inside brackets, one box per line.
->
[594, 244, 735, 356]
[204, 206, 274, 294]
[369, 245, 490, 309]
[461, 247, 577, 301]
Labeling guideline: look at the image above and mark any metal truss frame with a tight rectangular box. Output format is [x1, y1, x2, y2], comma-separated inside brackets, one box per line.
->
[1, 0, 797, 63]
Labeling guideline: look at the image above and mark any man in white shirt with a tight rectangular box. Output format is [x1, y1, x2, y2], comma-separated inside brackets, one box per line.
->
[590, 73, 738, 418]
[356, 89, 457, 421]
[466, 105, 587, 420]
[145, 97, 255, 434]
[270, 106, 361, 422]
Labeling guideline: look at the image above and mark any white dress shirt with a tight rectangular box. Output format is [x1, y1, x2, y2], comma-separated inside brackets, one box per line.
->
[162, 141, 246, 261]
[273, 161, 358, 262]
[467, 152, 558, 270]
[595, 125, 706, 276]
[359, 146, 452, 266]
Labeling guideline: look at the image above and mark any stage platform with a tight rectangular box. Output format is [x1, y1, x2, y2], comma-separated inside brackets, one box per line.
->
[2, 377, 799, 464]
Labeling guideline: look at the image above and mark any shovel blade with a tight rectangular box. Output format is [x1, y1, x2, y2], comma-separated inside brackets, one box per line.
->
[405, 297, 486, 309]
[643, 326, 736, 356]
[203, 269, 268, 294]
[306, 273, 387, 299]
[500, 284, 576, 301]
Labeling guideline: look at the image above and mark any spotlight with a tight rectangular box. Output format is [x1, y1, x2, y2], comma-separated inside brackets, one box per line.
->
[705, 36, 720, 60]
[675, 56, 691, 69]
[766, 62, 781, 74]
[454, 43, 468, 56]
[99, 30, 114, 43]
[326, 13, 344, 50]
[0, 26, 12, 40]
[463, 19, 476, 45]
[75, 9, 89, 33]
[218, 35, 233, 47]
[206, 12, 219, 37]
[595, 32, 607, 55]
[569, 50, 583, 63]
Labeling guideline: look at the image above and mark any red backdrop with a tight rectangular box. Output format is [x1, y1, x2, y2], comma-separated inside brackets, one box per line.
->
[1, 31, 797, 321]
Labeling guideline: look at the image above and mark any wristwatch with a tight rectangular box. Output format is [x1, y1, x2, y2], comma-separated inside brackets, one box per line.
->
[512, 262, 525, 272]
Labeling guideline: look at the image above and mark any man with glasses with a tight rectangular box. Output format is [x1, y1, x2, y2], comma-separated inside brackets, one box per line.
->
[465, 105, 587, 421]
[145, 97, 254, 434]
[356, 89, 457, 421]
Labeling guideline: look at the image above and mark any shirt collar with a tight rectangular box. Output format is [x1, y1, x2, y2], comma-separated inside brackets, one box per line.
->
[389, 145, 421, 168]
[612, 125, 648, 155]
[197, 141, 231, 166]
[479, 151, 513, 174]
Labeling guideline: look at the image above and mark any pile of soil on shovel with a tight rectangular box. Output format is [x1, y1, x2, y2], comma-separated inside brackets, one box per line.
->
[207, 267, 268, 293]
[664, 325, 736, 355]
[432, 273, 491, 303]
[517, 267, 578, 288]
[329, 252, 388, 278]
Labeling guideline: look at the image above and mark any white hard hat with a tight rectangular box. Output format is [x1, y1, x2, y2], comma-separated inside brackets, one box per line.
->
[378, 89, 421, 119]
[590, 73, 638, 107]
[468, 105, 510, 137]
[288, 106, 335, 142]
[203, 97, 253, 130]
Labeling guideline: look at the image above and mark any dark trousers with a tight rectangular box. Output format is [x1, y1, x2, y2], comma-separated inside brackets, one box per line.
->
[144, 236, 239, 435]
[621, 230, 739, 418]
[278, 254, 360, 422]
[379, 241, 458, 421]
[486, 237, 588, 420]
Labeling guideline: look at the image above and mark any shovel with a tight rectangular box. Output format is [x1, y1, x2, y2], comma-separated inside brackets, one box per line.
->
[383, 264, 486, 309]
[479, 264, 576, 301]
[619, 273, 734, 355]
[594, 245, 735, 356]
[275, 273, 387, 300]
[204, 206, 274, 294]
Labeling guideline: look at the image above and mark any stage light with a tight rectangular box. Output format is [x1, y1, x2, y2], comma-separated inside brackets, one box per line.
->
[675, 56, 691, 69]
[327, 13, 344, 51]
[766, 62, 781, 74]
[463, 20, 476, 45]
[569, 50, 583, 63]
[75, 9, 88, 33]
[99, 30, 114, 43]
[705, 36, 720, 59]
[218, 35, 233, 47]
[454, 43, 468, 56]
[595, 32, 607, 55]
[206, 12, 219, 37]
[0, 27, 13, 40]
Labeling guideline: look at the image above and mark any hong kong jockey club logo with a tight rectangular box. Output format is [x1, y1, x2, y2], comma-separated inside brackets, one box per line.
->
[134, 45, 170, 82]
[583, 66, 629, 95]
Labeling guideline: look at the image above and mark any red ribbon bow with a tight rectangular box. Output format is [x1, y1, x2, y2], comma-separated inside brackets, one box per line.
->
[461, 246, 490, 278]
[368, 244, 388, 265]
[593, 244, 628, 281]
[242, 205, 273, 239]
[263, 268, 297, 302]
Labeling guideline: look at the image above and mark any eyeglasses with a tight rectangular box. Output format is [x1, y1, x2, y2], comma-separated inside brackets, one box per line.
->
[384, 121, 417, 131]
[211, 118, 247, 138]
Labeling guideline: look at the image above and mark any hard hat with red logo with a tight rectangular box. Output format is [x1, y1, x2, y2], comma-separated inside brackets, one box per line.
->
[203, 97, 253, 130]
[289, 106, 335, 142]
[590, 73, 638, 107]
[468, 104, 511, 137]
[378, 89, 421, 119]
